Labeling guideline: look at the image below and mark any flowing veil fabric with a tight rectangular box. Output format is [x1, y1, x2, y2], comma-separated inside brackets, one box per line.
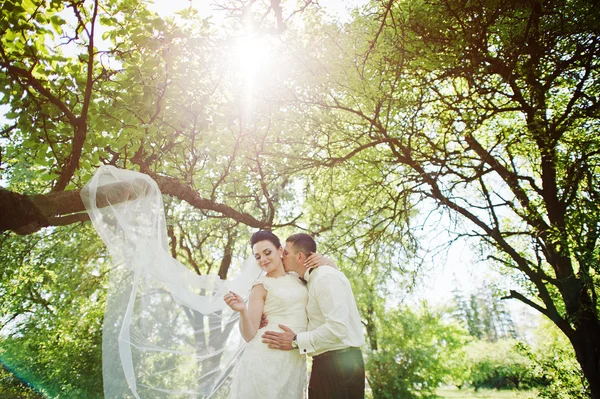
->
[81, 165, 262, 398]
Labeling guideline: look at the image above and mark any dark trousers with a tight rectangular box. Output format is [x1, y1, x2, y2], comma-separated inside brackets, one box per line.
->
[308, 348, 365, 399]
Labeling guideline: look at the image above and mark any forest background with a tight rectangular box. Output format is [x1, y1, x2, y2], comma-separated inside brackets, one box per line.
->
[0, 0, 598, 398]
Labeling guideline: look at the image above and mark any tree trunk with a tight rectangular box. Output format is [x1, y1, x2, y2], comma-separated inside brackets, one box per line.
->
[570, 319, 600, 399]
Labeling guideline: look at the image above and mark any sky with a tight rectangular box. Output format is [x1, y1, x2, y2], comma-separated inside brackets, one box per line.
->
[424, 240, 539, 339]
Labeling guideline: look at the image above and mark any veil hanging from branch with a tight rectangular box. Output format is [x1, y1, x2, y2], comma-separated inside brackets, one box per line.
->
[81, 165, 262, 398]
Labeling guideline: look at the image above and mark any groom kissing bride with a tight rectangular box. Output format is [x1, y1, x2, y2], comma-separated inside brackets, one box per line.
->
[265, 233, 365, 398]
[224, 231, 365, 398]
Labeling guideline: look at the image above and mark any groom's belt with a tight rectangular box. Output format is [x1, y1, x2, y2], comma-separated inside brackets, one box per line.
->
[314, 347, 361, 359]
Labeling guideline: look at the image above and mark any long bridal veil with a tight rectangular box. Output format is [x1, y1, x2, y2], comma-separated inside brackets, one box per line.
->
[81, 165, 262, 398]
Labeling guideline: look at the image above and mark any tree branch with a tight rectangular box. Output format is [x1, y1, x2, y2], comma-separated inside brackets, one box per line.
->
[1, 173, 270, 235]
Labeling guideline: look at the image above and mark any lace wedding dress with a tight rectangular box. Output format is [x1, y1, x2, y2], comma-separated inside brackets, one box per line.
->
[229, 274, 308, 399]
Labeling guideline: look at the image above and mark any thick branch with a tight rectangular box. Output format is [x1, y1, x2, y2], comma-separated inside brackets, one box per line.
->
[1, 174, 270, 235]
[502, 289, 573, 337]
[151, 174, 269, 229]
[465, 133, 548, 232]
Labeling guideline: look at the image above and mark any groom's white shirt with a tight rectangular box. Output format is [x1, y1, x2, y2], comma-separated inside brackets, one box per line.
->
[296, 265, 365, 356]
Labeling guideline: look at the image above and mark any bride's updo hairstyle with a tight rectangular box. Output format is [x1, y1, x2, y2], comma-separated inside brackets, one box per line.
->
[250, 230, 282, 249]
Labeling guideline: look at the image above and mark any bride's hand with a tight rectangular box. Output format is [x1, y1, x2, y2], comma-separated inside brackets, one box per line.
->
[224, 291, 246, 313]
[305, 253, 338, 269]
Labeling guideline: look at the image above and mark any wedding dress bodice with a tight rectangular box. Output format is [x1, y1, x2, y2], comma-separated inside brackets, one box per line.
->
[256, 273, 308, 331]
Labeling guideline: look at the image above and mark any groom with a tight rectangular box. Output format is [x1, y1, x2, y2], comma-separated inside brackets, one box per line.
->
[262, 233, 365, 398]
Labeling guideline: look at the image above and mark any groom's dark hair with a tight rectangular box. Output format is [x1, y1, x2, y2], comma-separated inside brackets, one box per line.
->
[286, 233, 317, 257]
[250, 230, 282, 249]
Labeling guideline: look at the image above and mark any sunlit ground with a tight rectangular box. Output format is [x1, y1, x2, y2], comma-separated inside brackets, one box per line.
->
[437, 386, 538, 399]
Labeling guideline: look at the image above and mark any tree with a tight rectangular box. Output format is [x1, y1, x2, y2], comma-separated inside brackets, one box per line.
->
[524, 319, 591, 398]
[452, 284, 517, 341]
[273, 0, 600, 395]
[0, 1, 321, 394]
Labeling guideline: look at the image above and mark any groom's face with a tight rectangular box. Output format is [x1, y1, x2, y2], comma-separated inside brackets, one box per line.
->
[282, 242, 301, 272]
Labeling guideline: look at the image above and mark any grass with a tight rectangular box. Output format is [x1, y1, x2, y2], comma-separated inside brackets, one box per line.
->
[436, 386, 539, 399]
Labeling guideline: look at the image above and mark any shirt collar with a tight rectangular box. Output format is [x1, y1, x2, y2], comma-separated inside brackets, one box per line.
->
[303, 267, 316, 282]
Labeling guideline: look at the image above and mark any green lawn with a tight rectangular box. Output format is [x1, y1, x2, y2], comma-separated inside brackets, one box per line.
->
[436, 387, 538, 399]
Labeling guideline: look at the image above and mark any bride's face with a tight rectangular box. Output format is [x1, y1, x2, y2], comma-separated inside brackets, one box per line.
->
[252, 240, 283, 274]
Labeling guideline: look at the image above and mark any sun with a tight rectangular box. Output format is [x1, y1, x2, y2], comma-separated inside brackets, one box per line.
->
[234, 33, 274, 96]
[235, 34, 273, 74]
[232, 33, 275, 115]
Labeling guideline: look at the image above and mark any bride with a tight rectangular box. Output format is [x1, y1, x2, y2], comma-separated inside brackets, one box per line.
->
[224, 230, 308, 398]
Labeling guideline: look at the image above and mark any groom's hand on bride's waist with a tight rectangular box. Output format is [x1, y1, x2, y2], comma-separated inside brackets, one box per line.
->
[261, 324, 296, 351]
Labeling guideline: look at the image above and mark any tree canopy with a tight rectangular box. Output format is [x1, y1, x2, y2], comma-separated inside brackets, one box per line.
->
[1, 0, 599, 397]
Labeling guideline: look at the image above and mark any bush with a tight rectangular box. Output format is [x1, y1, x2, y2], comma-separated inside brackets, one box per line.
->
[366, 305, 468, 399]
[466, 339, 535, 391]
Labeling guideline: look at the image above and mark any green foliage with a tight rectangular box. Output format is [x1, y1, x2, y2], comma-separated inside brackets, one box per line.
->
[520, 320, 591, 399]
[0, 363, 44, 399]
[0, 225, 107, 397]
[436, 386, 538, 399]
[366, 304, 468, 399]
[465, 340, 534, 391]
[0, 0, 92, 189]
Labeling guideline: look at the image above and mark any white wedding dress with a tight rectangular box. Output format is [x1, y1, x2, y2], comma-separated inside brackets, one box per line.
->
[229, 274, 309, 399]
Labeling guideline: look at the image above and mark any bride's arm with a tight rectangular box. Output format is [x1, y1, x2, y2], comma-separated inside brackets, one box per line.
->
[238, 284, 267, 342]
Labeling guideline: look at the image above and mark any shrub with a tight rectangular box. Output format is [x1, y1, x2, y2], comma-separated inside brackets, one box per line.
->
[466, 339, 534, 390]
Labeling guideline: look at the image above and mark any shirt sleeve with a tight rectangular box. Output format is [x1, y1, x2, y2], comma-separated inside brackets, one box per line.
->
[296, 273, 352, 355]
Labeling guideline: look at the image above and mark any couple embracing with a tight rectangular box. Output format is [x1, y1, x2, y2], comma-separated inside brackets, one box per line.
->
[224, 231, 365, 398]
